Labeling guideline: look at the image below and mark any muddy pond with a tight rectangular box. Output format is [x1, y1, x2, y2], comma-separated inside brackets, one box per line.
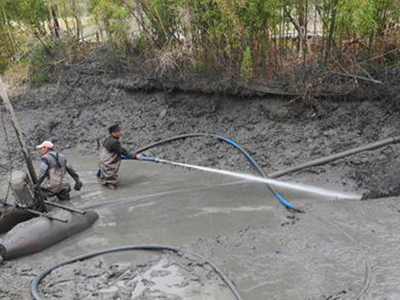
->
[2, 153, 400, 300]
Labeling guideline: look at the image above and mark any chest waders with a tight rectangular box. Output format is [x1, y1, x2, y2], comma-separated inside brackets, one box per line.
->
[41, 152, 71, 200]
[98, 145, 122, 187]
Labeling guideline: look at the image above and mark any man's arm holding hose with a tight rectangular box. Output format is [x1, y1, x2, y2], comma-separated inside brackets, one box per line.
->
[107, 138, 142, 160]
[121, 152, 142, 160]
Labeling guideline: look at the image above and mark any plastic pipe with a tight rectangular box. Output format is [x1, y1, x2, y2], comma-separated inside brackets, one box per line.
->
[269, 136, 400, 179]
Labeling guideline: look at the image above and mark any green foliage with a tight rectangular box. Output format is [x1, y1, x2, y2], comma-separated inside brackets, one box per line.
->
[336, 0, 377, 38]
[0, 57, 7, 74]
[240, 46, 253, 80]
[2, 0, 49, 29]
[90, 0, 131, 51]
[194, 62, 207, 73]
[1, 0, 400, 80]
[28, 37, 58, 82]
[0, 26, 11, 73]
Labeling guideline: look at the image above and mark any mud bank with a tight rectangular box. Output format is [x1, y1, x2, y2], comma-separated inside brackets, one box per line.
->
[1, 66, 400, 299]
[2, 69, 400, 198]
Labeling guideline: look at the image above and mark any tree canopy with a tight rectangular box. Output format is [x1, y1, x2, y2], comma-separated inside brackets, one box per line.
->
[0, 0, 399, 79]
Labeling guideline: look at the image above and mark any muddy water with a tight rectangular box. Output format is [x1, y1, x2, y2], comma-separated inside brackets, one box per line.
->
[19, 155, 283, 262]
[2, 154, 400, 300]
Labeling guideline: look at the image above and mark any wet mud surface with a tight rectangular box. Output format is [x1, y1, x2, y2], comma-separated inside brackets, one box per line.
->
[1, 72, 400, 299]
[39, 253, 234, 300]
[1, 157, 400, 299]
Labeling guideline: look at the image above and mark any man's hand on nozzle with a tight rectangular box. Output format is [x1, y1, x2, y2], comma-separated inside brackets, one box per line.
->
[135, 154, 142, 160]
[74, 181, 83, 191]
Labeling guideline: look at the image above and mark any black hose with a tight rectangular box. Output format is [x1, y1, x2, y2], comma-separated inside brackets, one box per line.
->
[31, 245, 244, 300]
[133, 133, 300, 211]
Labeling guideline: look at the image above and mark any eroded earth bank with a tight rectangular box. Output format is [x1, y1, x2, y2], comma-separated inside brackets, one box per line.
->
[1, 64, 400, 300]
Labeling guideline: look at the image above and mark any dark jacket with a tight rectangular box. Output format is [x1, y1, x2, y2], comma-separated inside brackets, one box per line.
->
[103, 135, 129, 156]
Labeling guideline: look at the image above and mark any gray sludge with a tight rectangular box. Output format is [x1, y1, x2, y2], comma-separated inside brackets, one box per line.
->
[0, 209, 98, 260]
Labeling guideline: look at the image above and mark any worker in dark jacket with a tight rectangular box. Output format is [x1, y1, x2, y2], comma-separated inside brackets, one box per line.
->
[98, 124, 141, 189]
[36, 140, 83, 201]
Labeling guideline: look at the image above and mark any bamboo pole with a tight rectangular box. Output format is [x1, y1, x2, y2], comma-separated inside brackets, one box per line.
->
[44, 200, 86, 214]
[0, 75, 46, 211]
[3, 201, 67, 223]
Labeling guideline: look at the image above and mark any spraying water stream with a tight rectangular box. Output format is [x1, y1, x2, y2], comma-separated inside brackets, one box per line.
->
[157, 159, 362, 200]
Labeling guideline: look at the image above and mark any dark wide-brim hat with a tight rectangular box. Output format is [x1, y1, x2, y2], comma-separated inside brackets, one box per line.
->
[108, 124, 121, 134]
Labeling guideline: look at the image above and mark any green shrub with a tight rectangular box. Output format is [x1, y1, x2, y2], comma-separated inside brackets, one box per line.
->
[28, 39, 57, 82]
[2, 0, 400, 81]
[240, 46, 253, 81]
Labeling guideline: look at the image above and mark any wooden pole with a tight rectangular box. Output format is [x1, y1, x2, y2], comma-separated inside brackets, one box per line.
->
[0, 75, 46, 211]
[44, 200, 86, 215]
[3, 202, 67, 223]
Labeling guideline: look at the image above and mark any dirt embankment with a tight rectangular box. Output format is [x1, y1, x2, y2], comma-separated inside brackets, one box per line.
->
[2, 58, 400, 199]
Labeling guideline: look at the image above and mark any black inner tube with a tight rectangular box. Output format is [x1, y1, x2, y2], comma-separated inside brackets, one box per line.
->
[31, 245, 244, 300]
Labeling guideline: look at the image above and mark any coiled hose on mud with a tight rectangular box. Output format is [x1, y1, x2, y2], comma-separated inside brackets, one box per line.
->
[133, 133, 300, 212]
[31, 245, 244, 300]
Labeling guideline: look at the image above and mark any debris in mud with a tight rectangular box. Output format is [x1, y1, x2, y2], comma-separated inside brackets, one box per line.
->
[281, 214, 300, 227]
[39, 254, 231, 300]
[323, 290, 347, 300]
[0, 262, 37, 299]
[353, 151, 400, 199]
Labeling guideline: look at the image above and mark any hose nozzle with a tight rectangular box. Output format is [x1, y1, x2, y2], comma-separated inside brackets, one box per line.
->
[140, 156, 159, 162]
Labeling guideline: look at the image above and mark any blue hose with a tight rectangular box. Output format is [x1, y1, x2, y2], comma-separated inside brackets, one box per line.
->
[220, 137, 257, 166]
[122, 155, 158, 162]
[132, 133, 301, 212]
[140, 156, 158, 162]
[217, 137, 299, 211]
[274, 193, 298, 211]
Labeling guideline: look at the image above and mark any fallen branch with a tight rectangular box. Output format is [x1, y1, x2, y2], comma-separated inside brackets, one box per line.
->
[332, 71, 383, 85]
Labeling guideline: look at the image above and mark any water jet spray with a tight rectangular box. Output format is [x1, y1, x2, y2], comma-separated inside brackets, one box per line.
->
[131, 133, 301, 212]
[132, 156, 362, 205]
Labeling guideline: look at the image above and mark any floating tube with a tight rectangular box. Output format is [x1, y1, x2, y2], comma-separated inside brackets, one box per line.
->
[0, 209, 98, 261]
[133, 133, 300, 212]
